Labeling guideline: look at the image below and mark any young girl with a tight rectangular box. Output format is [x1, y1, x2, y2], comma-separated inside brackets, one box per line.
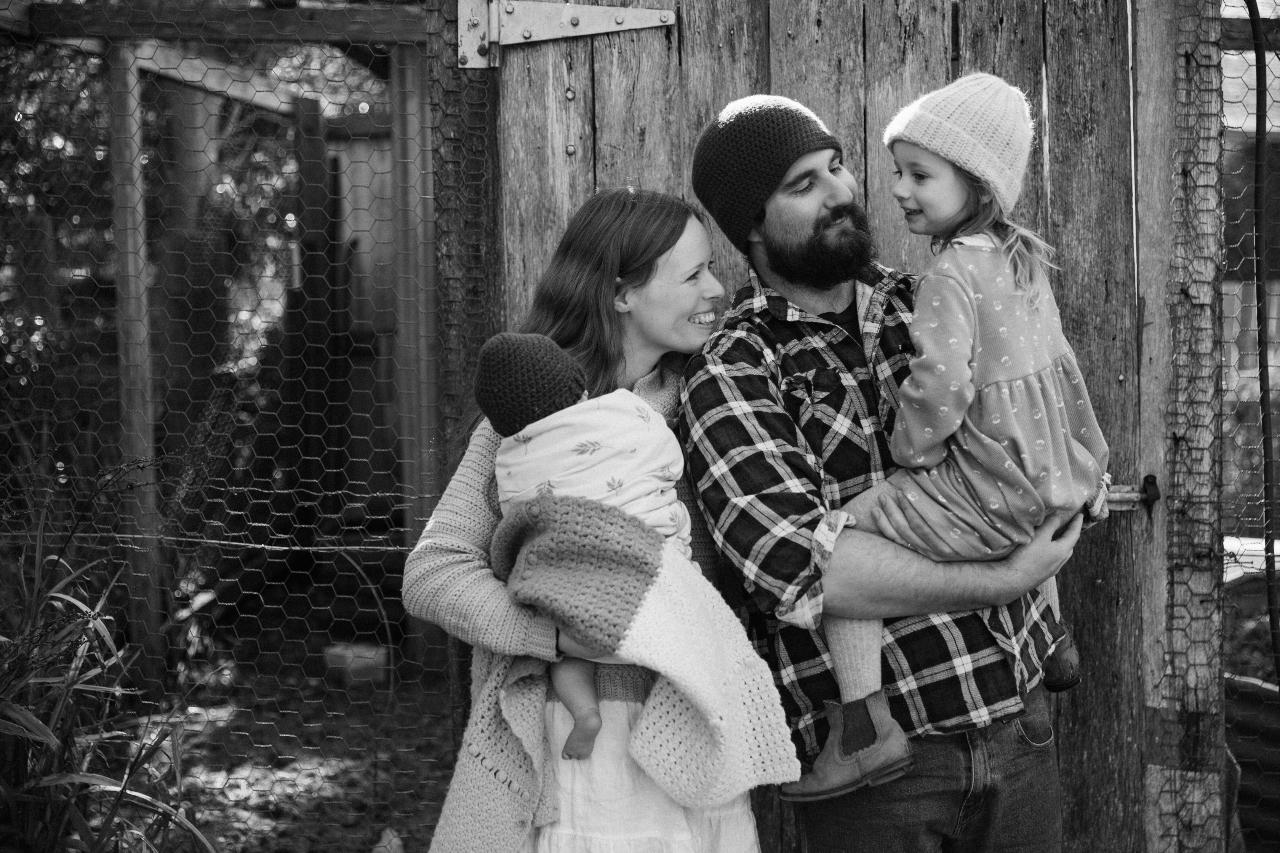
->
[782, 73, 1111, 802]
[404, 188, 794, 851]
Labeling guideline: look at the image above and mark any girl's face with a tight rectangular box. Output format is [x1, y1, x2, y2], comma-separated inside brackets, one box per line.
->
[890, 141, 972, 237]
[614, 217, 724, 377]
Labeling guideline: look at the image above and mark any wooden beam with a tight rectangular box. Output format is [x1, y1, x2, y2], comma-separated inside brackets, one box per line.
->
[388, 44, 443, 678]
[1139, 0, 1225, 847]
[133, 40, 294, 114]
[1045, 0, 1143, 846]
[28, 0, 432, 44]
[1221, 14, 1280, 51]
[108, 43, 168, 702]
[0, 0, 298, 116]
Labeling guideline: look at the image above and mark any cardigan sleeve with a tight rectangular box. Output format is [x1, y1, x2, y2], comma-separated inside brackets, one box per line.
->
[401, 419, 559, 660]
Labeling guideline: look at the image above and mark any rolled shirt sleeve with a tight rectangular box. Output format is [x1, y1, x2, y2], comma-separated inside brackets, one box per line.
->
[682, 332, 847, 631]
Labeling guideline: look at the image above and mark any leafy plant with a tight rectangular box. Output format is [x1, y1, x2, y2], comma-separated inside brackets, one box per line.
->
[0, 470, 215, 853]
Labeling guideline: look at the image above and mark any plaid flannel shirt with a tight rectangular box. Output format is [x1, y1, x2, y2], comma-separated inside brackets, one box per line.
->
[681, 263, 1058, 762]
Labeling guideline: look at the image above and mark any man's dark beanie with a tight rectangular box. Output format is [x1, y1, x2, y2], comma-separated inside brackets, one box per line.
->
[474, 332, 586, 438]
[691, 95, 843, 254]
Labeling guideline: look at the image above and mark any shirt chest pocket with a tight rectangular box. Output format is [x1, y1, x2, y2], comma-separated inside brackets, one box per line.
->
[780, 369, 875, 453]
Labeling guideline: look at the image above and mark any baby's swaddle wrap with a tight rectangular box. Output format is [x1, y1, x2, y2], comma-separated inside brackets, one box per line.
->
[490, 389, 800, 806]
[495, 388, 691, 545]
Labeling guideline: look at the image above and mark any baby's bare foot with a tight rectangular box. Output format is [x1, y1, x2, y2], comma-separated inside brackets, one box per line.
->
[561, 708, 602, 760]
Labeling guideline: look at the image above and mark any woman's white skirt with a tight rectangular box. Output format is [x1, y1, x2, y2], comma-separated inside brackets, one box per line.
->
[527, 699, 761, 853]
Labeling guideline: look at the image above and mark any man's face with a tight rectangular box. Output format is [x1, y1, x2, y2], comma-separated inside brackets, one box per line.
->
[749, 148, 875, 289]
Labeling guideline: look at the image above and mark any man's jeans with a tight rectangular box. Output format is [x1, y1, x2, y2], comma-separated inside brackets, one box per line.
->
[795, 688, 1062, 852]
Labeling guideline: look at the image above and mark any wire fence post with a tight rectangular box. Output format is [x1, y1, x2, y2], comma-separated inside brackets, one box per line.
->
[108, 42, 167, 701]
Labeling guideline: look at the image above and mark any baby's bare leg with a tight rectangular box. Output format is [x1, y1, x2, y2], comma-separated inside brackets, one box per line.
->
[550, 657, 602, 760]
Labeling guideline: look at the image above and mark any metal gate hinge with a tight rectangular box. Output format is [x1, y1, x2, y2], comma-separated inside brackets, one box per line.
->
[458, 0, 675, 68]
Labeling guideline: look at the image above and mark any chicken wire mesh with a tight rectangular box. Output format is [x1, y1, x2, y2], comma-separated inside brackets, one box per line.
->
[0, 3, 496, 850]
[1222, 1, 1280, 849]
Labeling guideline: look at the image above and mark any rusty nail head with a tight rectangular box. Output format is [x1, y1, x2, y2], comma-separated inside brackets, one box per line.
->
[505, 3, 514, 12]
[459, 53, 469, 65]
[522, 28, 532, 38]
[659, 12, 669, 22]
[565, 87, 575, 100]
[570, 16, 579, 26]
[615, 14, 624, 24]
[566, 144, 577, 155]
[476, 44, 488, 55]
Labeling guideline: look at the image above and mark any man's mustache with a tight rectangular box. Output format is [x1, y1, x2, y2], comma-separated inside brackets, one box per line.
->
[817, 203, 870, 235]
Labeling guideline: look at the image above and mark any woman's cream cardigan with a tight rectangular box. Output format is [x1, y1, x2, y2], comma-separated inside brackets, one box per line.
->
[402, 370, 737, 852]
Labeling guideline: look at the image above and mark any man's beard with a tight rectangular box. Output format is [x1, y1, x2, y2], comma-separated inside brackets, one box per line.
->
[760, 202, 877, 290]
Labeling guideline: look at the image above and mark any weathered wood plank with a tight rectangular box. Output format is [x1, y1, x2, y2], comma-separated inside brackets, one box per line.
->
[862, 0, 950, 276]
[591, 0, 683, 194]
[1043, 1, 1143, 849]
[678, 0, 770, 289]
[955, 0, 1048, 238]
[1133, 0, 1177, 723]
[498, 37, 595, 324]
[28, 0, 431, 43]
[1142, 0, 1225, 848]
[1133, 1, 1205, 842]
[769, 1, 865, 187]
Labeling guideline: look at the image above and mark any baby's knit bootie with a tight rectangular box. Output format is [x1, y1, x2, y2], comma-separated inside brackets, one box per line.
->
[778, 691, 913, 802]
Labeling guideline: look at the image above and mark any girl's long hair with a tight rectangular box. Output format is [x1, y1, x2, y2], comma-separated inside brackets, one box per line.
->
[938, 167, 1056, 306]
[520, 188, 702, 396]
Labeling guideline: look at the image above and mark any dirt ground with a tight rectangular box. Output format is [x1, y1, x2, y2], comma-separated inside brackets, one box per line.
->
[149, 585, 1274, 853]
[163, 669, 455, 853]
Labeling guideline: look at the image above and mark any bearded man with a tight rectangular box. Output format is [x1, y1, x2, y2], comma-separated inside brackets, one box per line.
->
[681, 95, 1082, 853]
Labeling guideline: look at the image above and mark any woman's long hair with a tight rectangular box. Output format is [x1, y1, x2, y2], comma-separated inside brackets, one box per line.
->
[938, 167, 1056, 306]
[520, 188, 702, 396]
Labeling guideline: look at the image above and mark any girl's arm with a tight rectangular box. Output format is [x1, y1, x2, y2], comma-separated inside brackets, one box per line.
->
[889, 269, 978, 469]
[401, 421, 559, 660]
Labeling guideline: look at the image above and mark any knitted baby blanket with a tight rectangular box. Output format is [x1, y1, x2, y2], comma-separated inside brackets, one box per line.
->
[491, 494, 800, 808]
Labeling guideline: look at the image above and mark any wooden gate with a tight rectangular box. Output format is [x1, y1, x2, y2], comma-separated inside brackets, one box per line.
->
[464, 1, 1223, 850]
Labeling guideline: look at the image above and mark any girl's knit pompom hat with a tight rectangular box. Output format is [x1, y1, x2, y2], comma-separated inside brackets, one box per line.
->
[883, 72, 1032, 214]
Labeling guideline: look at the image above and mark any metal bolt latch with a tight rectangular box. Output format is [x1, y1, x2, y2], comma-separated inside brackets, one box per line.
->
[1139, 474, 1161, 516]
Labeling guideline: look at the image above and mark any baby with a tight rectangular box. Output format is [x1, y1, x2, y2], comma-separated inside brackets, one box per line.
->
[475, 331, 713, 760]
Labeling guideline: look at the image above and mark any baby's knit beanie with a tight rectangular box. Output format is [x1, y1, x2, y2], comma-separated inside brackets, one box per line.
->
[692, 95, 842, 253]
[882, 72, 1032, 214]
[474, 332, 586, 438]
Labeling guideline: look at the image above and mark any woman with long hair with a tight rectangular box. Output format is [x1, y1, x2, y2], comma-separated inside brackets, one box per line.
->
[403, 188, 785, 852]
